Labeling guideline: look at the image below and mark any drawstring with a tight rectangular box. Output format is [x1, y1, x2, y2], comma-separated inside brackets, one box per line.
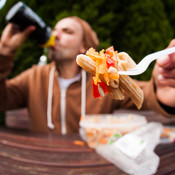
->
[81, 70, 86, 117]
[47, 66, 55, 129]
[47, 66, 83, 131]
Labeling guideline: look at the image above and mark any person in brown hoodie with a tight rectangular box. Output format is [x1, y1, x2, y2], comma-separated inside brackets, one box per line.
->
[0, 16, 175, 134]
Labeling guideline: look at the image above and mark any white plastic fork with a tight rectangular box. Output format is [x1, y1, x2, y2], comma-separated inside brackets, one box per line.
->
[117, 47, 175, 75]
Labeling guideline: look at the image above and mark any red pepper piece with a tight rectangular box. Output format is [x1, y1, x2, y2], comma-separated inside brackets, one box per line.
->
[92, 80, 110, 98]
[105, 54, 115, 69]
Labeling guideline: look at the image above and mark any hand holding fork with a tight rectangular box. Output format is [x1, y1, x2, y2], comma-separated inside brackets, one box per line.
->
[118, 47, 175, 76]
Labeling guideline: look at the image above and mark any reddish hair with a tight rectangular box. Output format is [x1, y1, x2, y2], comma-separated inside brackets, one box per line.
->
[68, 16, 99, 51]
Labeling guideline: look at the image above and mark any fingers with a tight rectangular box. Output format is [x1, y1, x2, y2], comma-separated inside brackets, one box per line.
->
[0, 23, 36, 55]
[16, 25, 35, 44]
[157, 66, 175, 87]
[157, 38, 175, 69]
[157, 39, 175, 69]
[0, 23, 14, 42]
[157, 75, 175, 88]
[2, 23, 35, 41]
[23, 25, 36, 37]
[154, 39, 175, 88]
[159, 67, 175, 78]
[167, 39, 175, 48]
[157, 55, 175, 69]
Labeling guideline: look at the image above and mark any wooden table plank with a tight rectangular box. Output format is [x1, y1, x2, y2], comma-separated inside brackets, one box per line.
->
[1, 108, 175, 175]
[0, 128, 126, 175]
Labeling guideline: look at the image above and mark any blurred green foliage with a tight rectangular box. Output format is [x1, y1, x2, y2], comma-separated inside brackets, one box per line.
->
[0, 0, 173, 80]
[0, 0, 174, 125]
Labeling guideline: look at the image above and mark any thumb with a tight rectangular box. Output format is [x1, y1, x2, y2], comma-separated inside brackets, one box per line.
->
[157, 55, 170, 68]
[157, 39, 175, 68]
[167, 39, 175, 48]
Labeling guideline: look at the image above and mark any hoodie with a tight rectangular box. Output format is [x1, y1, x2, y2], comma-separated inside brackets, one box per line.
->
[0, 61, 174, 134]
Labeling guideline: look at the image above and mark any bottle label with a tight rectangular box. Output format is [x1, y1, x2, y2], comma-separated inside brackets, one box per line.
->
[24, 6, 46, 28]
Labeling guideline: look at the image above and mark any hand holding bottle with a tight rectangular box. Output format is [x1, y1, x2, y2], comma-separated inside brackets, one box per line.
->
[5, 1, 55, 47]
[0, 23, 35, 56]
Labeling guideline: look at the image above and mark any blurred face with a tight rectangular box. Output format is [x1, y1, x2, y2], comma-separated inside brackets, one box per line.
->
[48, 18, 85, 62]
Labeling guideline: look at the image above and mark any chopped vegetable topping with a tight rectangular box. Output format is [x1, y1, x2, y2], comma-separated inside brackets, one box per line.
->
[86, 46, 119, 98]
[73, 140, 85, 146]
[92, 80, 110, 98]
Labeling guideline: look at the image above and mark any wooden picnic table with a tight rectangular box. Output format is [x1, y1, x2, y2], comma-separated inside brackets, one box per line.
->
[2, 109, 175, 174]
[0, 124, 175, 175]
[0, 127, 124, 175]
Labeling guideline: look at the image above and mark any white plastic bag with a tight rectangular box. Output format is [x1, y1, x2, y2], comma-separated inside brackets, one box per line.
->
[95, 122, 163, 175]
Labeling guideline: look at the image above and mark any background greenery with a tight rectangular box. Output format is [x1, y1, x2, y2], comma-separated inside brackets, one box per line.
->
[0, 0, 174, 79]
[0, 0, 175, 124]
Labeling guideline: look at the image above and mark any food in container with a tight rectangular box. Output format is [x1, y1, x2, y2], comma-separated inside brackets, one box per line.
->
[79, 113, 147, 148]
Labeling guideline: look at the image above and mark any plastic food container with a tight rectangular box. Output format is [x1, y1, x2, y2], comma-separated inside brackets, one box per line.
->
[79, 113, 147, 148]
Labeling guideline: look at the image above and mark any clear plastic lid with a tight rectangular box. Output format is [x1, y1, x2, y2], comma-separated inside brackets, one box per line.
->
[80, 113, 147, 129]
